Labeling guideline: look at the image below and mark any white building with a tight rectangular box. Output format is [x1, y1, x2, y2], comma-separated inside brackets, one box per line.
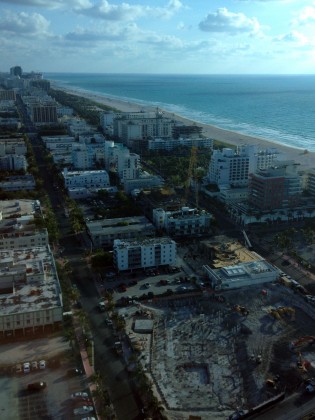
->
[0, 154, 27, 171]
[111, 146, 141, 181]
[41, 135, 76, 151]
[0, 199, 48, 250]
[0, 246, 63, 337]
[304, 168, 315, 197]
[148, 137, 213, 151]
[208, 145, 279, 188]
[62, 168, 110, 189]
[113, 110, 176, 145]
[203, 259, 280, 290]
[113, 237, 176, 271]
[87, 216, 155, 248]
[0, 138, 27, 155]
[153, 206, 212, 236]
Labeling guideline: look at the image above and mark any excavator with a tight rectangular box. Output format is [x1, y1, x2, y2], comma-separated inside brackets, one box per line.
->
[290, 336, 315, 349]
[269, 307, 295, 320]
[234, 305, 249, 316]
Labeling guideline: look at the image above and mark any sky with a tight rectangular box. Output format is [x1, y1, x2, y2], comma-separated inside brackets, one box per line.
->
[1, 0, 315, 74]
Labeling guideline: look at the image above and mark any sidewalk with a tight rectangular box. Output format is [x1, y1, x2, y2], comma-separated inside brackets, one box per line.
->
[73, 317, 100, 419]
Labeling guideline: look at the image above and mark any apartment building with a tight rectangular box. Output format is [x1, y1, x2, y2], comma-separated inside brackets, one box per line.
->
[148, 137, 213, 151]
[87, 216, 155, 248]
[0, 138, 27, 156]
[248, 161, 302, 210]
[0, 175, 36, 191]
[0, 154, 27, 171]
[0, 199, 48, 250]
[153, 207, 212, 236]
[62, 168, 110, 189]
[30, 101, 58, 124]
[113, 237, 176, 271]
[304, 168, 315, 197]
[0, 246, 63, 337]
[113, 110, 176, 146]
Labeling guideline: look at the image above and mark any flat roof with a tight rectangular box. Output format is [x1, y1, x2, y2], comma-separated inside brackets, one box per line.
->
[0, 246, 62, 315]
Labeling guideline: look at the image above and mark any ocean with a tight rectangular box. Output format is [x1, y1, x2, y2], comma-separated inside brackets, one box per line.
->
[45, 73, 315, 152]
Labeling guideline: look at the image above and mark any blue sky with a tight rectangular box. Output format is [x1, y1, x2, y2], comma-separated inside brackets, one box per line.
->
[1, 0, 314, 74]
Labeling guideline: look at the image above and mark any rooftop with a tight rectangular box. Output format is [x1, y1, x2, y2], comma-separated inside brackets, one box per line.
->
[0, 246, 62, 315]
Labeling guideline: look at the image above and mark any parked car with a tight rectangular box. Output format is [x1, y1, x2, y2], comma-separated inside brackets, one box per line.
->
[16, 364, 22, 374]
[67, 368, 83, 376]
[82, 417, 96, 420]
[23, 362, 30, 373]
[31, 361, 38, 370]
[27, 381, 47, 391]
[39, 360, 46, 369]
[71, 391, 89, 400]
[73, 406, 94, 415]
[159, 279, 170, 286]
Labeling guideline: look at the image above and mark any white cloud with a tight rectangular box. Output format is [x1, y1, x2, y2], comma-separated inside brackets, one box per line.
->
[292, 6, 315, 25]
[273, 30, 309, 44]
[75, 0, 183, 21]
[0, 10, 50, 35]
[199, 7, 263, 35]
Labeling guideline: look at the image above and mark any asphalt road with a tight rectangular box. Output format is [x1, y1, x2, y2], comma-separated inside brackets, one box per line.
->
[30, 135, 143, 420]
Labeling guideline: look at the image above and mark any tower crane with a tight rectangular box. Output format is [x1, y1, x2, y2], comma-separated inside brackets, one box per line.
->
[184, 146, 199, 208]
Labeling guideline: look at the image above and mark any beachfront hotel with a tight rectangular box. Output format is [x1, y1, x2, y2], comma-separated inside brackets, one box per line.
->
[208, 144, 279, 188]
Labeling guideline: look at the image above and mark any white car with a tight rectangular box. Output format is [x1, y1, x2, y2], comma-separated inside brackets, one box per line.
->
[23, 362, 30, 373]
[71, 391, 89, 399]
[73, 406, 94, 416]
[82, 417, 96, 420]
[39, 360, 46, 369]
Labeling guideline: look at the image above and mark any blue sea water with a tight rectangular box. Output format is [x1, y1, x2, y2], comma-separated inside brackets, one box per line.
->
[46, 73, 315, 152]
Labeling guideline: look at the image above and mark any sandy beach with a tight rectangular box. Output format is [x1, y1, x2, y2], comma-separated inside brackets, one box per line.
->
[56, 85, 315, 171]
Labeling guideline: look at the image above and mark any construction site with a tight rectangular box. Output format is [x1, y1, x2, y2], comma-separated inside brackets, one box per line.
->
[123, 280, 315, 420]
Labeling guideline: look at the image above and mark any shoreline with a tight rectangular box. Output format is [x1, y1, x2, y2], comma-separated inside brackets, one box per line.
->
[52, 83, 315, 171]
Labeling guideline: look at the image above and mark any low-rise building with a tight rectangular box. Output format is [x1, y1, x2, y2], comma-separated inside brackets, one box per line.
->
[148, 137, 213, 151]
[0, 175, 36, 191]
[62, 168, 110, 189]
[0, 246, 63, 336]
[153, 206, 212, 236]
[0, 199, 48, 250]
[0, 154, 27, 171]
[123, 173, 164, 194]
[113, 237, 176, 271]
[203, 259, 280, 290]
[87, 216, 155, 248]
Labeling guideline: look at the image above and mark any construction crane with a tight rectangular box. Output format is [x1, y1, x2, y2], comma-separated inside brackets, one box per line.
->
[184, 146, 199, 208]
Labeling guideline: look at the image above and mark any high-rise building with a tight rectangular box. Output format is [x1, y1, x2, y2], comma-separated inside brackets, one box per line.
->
[248, 161, 302, 210]
[30, 102, 57, 124]
[208, 144, 279, 188]
[10, 66, 22, 77]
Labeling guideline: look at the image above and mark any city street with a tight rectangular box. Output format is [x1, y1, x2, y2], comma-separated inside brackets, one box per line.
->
[30, 136, 143, 419]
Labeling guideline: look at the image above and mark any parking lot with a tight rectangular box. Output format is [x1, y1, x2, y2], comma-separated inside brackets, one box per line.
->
[97, 266, 202, 304]
[0, 336, 92, 420]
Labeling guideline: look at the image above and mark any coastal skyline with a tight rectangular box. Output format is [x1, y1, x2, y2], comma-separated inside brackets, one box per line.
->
[1, 0, 315, 74]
